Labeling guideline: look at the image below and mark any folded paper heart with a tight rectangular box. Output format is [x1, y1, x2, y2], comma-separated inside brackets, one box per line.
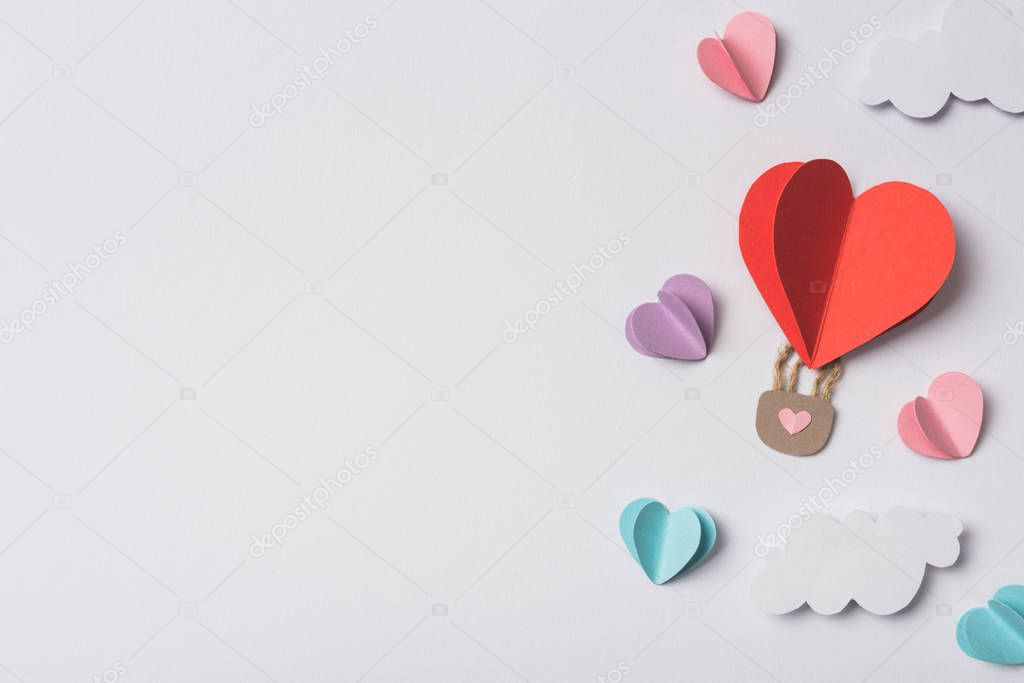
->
[958, 585, 1024, 664]
[740, 159, 955, 368]
[898, 372, 983, 459]
[697, 12, 776, 102]
[778, 408, 811, 435]
[619, 499, 716, 584]
[626, 275, 714, 360]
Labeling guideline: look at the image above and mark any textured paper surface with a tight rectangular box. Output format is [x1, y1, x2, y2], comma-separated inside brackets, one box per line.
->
[755, 390, 834, 456]
[861, 0, 1024, 117]
[752, 508, 962, 615]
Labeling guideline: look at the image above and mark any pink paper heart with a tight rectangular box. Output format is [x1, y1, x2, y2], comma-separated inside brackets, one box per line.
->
[697, 12, 776, 102]
[626, 275, 714, 360]
[778, 408, 812, 435]
[898, 372, 983, 459]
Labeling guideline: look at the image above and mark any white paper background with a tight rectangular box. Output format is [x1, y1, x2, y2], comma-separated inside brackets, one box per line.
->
[0, 0, 1022, 681]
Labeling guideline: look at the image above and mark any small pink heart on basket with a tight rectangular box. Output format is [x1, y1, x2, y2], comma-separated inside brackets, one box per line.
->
[778, 408, 812, 435]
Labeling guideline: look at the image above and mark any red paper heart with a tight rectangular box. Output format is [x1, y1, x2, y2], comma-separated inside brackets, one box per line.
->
[739, 160, 954, 368]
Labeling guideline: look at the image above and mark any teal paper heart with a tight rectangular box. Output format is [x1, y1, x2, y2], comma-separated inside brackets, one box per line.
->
[619, 498, 716, 584]
[958, 585, 1024, 664]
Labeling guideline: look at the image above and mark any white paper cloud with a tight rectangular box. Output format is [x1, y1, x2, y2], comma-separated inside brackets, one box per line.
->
[861, 0, 1024, 117]
[751, 508, 962, 615]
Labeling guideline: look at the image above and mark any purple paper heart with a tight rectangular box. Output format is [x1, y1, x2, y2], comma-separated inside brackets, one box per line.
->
[626, 274, 714, 360]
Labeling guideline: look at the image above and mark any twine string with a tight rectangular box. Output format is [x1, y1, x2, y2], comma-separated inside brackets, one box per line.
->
[787, 355, 804, 392]
[813, 359, 843, 401]
[771, 342, 842, 401]
[772, 342, 794, 391]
